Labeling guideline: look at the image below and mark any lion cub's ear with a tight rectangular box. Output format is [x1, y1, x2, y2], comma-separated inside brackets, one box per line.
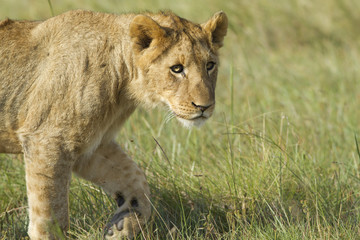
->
[129, 15, 167, 53]
[202, 11, 228, 50]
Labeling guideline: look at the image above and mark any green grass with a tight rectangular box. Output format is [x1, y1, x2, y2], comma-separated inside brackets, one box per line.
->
[1, 0, 360, 239]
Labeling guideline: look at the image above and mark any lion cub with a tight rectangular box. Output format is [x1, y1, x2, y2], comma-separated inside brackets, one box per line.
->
[0, 9, 227, 239]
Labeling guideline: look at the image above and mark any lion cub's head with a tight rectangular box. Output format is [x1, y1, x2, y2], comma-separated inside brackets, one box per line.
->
[129, 11, 228, 128]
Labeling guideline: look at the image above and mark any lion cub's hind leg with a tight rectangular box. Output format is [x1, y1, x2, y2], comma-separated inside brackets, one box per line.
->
[73, 141, 151, 239]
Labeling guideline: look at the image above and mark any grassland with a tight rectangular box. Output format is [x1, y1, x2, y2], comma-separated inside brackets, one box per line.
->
[1, 0, 360, 239]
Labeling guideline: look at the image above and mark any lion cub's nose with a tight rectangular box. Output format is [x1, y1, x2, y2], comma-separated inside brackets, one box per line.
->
[191, 102, 212, 112]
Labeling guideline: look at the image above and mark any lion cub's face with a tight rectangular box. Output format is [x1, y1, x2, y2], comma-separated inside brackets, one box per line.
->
[129, 12, 228, 128]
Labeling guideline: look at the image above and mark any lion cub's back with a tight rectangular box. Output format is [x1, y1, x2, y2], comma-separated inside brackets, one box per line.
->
[0, 18, 42, 88]
[0, 19, 43, 153]
[0, 18, 41, 49]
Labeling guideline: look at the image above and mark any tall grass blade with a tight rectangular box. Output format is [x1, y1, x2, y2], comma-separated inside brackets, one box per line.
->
[47, 0, 54, 16]
[355, 134, 360, 161]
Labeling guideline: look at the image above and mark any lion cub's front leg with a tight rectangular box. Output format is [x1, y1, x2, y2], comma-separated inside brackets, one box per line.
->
[21, 136, 73, 240]
[73, 141, 151, 239]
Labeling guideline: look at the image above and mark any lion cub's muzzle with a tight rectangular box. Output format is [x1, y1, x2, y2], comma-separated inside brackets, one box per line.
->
[189, 102, 214, 119]
[191, 102, 211, 112]
[172, 101, 215, 128]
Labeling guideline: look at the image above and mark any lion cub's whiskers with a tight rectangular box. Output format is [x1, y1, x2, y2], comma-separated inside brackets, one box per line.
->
[164, 110, 176, 124]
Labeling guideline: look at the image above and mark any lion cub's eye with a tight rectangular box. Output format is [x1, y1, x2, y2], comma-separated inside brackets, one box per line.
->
[206, 61, 216, 71]
[170, 64, 184, 74]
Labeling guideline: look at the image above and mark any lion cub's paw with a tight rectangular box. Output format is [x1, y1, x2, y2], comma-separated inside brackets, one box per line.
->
[104, 209, 142, 239]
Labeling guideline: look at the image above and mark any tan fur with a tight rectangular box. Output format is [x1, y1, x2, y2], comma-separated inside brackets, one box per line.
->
[0, 10, 227, 239]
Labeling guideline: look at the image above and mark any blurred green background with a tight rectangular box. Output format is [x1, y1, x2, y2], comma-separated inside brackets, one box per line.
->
[1, 0, 359, 239]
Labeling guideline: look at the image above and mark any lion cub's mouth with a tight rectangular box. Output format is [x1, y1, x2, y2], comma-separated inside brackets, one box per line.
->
[166, 102, 214, 128]
[190, 115, 208, 120]
[172, 111, 211, 128]
[173, 112, 209, 120]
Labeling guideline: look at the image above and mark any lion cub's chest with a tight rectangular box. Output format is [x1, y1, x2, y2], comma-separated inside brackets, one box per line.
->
[80, 103, 136, 158]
